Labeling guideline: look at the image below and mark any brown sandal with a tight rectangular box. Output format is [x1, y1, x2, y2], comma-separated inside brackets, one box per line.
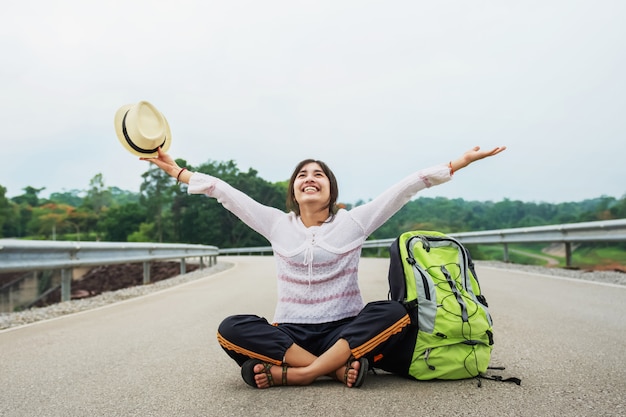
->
[241, 359, 288, 388]
[343, 357, 369, 388]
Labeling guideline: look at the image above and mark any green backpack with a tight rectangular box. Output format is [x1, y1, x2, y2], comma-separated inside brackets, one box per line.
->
[381, 231, 498, 381]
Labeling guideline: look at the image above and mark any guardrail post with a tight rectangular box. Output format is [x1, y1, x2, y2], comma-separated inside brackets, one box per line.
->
[143, 262, 151, 284]
[503, 243, 510, 263]
[61, 268, 72, 302]
[180, 258, 186, 275]
[565, 243, 573, 268]
[199, 256, 205, 270]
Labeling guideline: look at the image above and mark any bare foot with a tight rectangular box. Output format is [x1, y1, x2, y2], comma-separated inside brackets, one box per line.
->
[335, 359, 361, 387]
[253, 362, 290, 388]
[241, 360, 287, 389]
[252, 363, 274, 388]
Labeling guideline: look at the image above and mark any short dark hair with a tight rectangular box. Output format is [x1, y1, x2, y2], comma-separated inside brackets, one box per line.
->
[286, 159, 339, 216]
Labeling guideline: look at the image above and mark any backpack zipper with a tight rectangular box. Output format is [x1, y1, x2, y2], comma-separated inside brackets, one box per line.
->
[416, 234, 493, 326]
[441, 265, 469, 322]
[405, 236, 432, 301]
[423, 348, 436, 370]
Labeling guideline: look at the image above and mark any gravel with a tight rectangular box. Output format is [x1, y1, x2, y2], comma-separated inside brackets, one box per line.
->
[1, 260, 624, 331]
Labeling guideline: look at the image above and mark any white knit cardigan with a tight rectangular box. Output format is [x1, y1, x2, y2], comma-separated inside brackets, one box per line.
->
[188, 163, 452, 324]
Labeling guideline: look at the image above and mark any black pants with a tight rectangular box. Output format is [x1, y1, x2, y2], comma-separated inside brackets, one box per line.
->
[217, 300, 411, 367]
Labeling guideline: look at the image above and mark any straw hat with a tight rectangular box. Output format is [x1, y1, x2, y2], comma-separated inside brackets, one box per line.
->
[114, 101, 172, 157]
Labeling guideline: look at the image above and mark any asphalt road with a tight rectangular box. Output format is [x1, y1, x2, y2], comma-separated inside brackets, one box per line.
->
[1, 256, 624, 417]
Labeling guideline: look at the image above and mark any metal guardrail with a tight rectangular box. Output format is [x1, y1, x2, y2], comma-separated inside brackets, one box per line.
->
[219, 246, 273, 255]
[220, 219, 626, 267]
[0, 240, 219, 303]
[451, 219, 626, 244]
[2, 219, 624, 307]
[454, 218, 626, 266]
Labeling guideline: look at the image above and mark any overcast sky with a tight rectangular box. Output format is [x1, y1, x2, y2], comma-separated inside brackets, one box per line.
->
[1, 1, 624, 205]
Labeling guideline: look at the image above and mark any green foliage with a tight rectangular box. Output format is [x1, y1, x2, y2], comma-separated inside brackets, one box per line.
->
[11, 186, 44, 207]
[369, 195, 626, 240]
[128, 222, 155, 242]
[610, 196, 626, 219]
[0, 185, 11, 238]
[171, 159, 285, 247]
[140, 165, 177, 242]
[109, 186, 140, 206]
[49, 189, 83, 207]
[99, 203, 147, 241]
[465, 245, 497, 261]
[571, 243, 626, 269]
[465, 241, 626, 269]
[3, 202, 30, 238]
[0, 163, 624, 256]
[82, 173, 112, 215]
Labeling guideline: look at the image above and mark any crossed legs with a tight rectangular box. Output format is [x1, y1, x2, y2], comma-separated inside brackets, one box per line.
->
[218, 301, 411, 389]
[248, 339, 363, 388]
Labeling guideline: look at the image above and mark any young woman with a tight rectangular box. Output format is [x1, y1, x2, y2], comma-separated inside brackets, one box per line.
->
[144, 145, 506, 389]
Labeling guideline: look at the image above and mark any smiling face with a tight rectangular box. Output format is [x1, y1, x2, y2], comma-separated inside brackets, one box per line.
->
[286, 159, 339, 216]
[293, 162, 331, 208]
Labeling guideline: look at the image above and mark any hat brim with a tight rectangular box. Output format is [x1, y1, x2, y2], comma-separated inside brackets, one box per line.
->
[114, 104, 172, 158]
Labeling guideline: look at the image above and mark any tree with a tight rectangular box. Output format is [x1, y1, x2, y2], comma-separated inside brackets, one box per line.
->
[610, 195, 626, 219]
[172, 159, 286, 247]
[28, 203, 75, 239]
[0, 185, 12, 238]
[140, 164, 177, 242]
[127, 222, 156, 242]
[82, 173, 112, 215]
[7, 202, 31, 238]
[99, 203, 147, 241]
[4, 160, 622, 244]
[49, 189, 84, 207]
[109, 186, 140, 206]
[11, 186, 45, 207]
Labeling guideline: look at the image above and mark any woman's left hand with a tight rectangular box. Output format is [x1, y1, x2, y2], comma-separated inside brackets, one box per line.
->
[450, 146, 506, 173]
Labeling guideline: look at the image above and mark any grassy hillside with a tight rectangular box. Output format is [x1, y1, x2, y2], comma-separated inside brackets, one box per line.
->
[468, 243, 626, 271]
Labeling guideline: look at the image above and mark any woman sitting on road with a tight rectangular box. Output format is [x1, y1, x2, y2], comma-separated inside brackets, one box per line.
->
[144, 145, 505, 389]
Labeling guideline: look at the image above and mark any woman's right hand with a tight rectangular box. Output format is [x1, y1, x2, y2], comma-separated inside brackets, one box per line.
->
[141, 147, 191, 183]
